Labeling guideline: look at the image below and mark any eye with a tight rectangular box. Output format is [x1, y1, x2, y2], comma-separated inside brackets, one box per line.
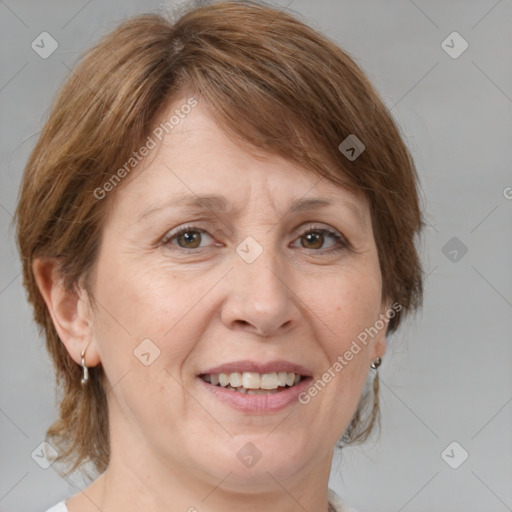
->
[162, 225, 216, 250]
[161, 223, 349, 254]
[292, 225, 348, 254]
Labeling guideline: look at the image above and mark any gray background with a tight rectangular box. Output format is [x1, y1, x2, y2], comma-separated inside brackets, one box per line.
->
[1, 1, 511, 511]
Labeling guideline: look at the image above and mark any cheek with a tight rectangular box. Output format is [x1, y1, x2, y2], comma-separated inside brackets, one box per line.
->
[302, 263, 382, 413]
[89, 251, 230, 399]
[88, 256, 194, 428]
[88, 251, 189, 389]
[91, 248, 189, 339]
[310, 262, 383, 350]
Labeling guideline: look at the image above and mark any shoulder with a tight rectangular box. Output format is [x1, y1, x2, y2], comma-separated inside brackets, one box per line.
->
[328, 487, 359, 512]
[44, 501, 68, 512]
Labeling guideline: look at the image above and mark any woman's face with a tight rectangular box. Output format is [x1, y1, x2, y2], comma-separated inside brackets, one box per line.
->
[84, 97, 387, 490]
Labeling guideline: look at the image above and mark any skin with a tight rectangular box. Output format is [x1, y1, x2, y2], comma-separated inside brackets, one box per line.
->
[34, 96, 388, 512]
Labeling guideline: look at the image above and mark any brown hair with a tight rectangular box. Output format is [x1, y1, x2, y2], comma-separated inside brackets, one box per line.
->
[14, 0, 424, 476]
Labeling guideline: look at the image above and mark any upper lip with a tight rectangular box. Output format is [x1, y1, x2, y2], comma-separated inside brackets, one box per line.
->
[199, 360, 312, 377]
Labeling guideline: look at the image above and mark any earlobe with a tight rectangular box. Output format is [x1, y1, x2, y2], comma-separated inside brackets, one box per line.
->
[32, 258, 100, 367]
[370, 300, 390, 362]
[372, 335, 387, 361]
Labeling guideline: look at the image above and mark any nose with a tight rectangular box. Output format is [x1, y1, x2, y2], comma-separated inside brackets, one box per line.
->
[220, 239, 298, 338]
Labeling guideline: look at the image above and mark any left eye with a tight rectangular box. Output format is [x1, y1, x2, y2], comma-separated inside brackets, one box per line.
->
[162, 225, 347, 253]
[292, 227, 347, 253]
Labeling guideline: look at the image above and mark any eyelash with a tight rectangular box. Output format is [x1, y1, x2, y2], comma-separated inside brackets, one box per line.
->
[161, 223, 349, 254]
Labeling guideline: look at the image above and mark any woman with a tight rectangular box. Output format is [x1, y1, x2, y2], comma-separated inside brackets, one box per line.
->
[14, 1, 424, 511]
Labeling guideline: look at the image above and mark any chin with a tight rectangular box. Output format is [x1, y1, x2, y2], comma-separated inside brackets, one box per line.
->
[198, 433, 313, 488]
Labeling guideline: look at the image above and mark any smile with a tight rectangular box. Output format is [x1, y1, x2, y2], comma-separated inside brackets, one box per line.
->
[197, 361, 312, 413]
[199, 371, 302, 394]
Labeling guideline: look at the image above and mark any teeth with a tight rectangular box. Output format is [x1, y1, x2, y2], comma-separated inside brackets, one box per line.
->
[242, 372, 261, 389]
[229, 372, 242, 388]
[202, 371, 303, 391]
[260, 372, 279, 390]
[219, 373, 230, 387]
[247, 388, 279, 395]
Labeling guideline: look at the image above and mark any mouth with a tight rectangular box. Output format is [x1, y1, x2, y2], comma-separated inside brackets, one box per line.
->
[199, 371, 304, 395]
[196, 361, 312, 413]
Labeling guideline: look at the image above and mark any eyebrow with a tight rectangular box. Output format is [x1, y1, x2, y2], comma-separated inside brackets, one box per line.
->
[135, 194, 366, 226]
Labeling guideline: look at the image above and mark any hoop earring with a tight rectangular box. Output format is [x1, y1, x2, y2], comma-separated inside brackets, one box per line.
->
[370, 357, 382, 370]
[80, 347, 89, 385]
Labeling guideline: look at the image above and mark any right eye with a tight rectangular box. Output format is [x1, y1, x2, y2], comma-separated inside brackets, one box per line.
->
[161, 225, 217, 251]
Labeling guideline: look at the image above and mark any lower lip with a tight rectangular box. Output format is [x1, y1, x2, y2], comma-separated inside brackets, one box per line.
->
[197, 377, 312, 413]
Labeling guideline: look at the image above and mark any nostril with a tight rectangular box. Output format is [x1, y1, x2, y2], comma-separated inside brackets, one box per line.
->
[233, 320, 252, 330]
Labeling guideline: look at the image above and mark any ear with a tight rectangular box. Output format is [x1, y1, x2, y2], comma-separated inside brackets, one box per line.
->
[32, 258, 101, 367]
[369, 299, 392, 362]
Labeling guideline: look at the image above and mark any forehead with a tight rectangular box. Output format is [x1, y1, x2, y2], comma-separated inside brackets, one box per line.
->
[112, 99, 370, 226]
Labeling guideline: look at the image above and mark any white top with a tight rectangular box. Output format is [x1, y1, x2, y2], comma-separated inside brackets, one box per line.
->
[45, 488, 357, 512]
[45, 502, 67, 512]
